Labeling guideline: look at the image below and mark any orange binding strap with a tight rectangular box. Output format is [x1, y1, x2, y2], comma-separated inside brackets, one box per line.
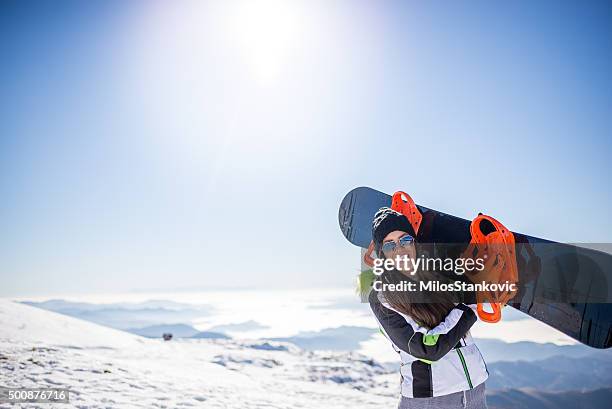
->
[390, 191, 422, 236]
[477, 303, 502, 323]
[363, 191, 423, 267]
[468, 214, 519, 323]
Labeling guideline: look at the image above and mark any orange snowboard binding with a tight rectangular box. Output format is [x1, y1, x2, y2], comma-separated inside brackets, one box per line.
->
[464, 214, 519, 323]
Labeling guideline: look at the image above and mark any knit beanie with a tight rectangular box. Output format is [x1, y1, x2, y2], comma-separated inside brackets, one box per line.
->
[371, 207, 416, 256]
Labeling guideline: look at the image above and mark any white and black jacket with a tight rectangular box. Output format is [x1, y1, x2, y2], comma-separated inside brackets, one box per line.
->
[369, 290, 489, 398]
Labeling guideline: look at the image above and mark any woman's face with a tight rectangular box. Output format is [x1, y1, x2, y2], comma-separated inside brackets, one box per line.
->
[382, 230, 416, 274]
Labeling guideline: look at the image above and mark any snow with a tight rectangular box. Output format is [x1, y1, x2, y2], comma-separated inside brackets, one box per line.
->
[0, 300, 398, 408]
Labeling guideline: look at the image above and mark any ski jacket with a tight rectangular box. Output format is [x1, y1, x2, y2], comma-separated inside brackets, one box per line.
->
[368, 289, 489, 398]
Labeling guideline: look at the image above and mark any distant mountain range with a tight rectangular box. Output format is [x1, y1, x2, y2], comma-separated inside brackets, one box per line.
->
[486, 387, 612, 409]
[271, 326, 377, 351]
[475, 338, 609, 363]
[486, 354, 612, 391]
[208, 320, 269, 333]
[20, 299, 212, 330]
[125, 323, 230, 339]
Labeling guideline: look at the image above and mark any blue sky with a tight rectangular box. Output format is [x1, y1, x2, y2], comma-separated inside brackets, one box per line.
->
[1, 0, 611, 296]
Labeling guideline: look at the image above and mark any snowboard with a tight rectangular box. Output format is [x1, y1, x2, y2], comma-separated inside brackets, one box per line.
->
[339, 186, 612, 349]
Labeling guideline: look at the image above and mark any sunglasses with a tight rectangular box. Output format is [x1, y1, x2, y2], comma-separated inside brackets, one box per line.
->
[381, 234, 415, 255]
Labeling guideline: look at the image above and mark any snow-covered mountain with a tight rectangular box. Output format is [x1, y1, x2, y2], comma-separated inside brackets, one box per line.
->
[2, 299, 611, 409]
[0, 300, 398, 408]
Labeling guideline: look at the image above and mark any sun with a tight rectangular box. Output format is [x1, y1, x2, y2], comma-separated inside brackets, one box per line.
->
[225, 0, 302, 83]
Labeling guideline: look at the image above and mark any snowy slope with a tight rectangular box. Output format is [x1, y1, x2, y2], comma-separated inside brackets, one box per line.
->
[0, 300, 397, 408]
[0, 299, 142, 349]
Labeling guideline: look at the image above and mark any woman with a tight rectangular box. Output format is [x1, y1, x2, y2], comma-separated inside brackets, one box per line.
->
[367, 207, 489, 409]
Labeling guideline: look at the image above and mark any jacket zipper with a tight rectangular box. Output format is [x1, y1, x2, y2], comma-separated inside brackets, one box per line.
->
[456, 349, 473, 389]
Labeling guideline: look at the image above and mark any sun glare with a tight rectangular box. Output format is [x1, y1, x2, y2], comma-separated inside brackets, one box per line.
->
[225, 0, 302, 83]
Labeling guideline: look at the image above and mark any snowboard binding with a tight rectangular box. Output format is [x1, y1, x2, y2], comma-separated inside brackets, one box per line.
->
[464, 214, 520, 323]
